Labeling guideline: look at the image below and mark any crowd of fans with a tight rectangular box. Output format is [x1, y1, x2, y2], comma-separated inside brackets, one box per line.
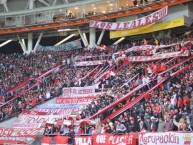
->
[0, 32, 193, 141]
[41, 33, 193, 138]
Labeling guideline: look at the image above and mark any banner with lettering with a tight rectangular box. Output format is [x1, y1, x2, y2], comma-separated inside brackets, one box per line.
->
[63, 85, 98, 97]
[74, 60, 108, 67]
[37, 39, 82, 51]
[56, 97, 96, 104]
[90, 6, 168, 30]
[93, 133, 137, 145]
[13, 123, 42, 129]
[126, 51, 189, 62]
[138, 132, 193, 145]
[0, 127, 43, 136]
[41, 136, 69, 145]
[17, 114, 64, 123]
[75, 136, 92, 145]
[33, 108, 79, 115]
[20, 109, 47, 115]
[0, 136, 36, 144]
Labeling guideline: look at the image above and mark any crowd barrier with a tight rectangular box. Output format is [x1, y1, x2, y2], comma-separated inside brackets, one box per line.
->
[39, 132, 193, 145]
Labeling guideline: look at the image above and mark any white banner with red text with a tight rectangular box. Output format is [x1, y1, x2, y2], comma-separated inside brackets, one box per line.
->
[138, 132, 193, 145]
[13, 123, 42, 129]
[117, 51, 189, 62]
[33, 108, 79, 115]
[89, 6, 168, 30]
[0, 127, 43, 136]
[56, 97, 96, 104]
[74, 60, 111, 67]
[17, 114, 65, 123]
[62, 84, 99, 97]
[0, 136, 36, 144]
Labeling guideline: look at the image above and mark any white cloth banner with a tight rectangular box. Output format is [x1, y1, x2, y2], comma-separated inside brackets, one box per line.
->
[13, 123, 42, 129]
[33, 108, 79, 115]
[74, 60, 110, 67]
[17, 115, 64, 123]
[90, 6, 168, 30]
[126, 51, 189, 62]
[62, 85, 98, 97]
[138, 132, 193, 145]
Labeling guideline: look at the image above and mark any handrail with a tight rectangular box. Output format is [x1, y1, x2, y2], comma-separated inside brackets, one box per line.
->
[89, 56, 193, 119]
[102, 60, 193, 123]
[0, 64, 63, 109]
[0, 0, 190, 34]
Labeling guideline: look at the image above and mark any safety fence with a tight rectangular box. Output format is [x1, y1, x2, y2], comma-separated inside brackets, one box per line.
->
[31, 131, 193, 145]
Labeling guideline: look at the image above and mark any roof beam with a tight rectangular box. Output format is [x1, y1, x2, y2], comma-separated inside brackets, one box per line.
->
[0, 0, 9, 12]
[38, 0, 50, 7]
[52, 0, 57, 6]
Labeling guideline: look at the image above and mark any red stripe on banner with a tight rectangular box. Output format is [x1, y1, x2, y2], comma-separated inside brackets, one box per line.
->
[41, 136, 69, 145]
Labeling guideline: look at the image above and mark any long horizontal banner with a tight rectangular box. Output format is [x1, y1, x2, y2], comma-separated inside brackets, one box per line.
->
[42, 136, 69, 145]
[33, 108, 79, 115]
[13, 123, 42, 129]
[56, 97, 96, 104]
[20, 109, 47, 115]
[17, 114, 64, 123]
[0, 127, 42, 136]
[0, 136, 36, 144]
[110, 18, 185, 38]
[138, 132, 193, 145]
[90, 6, 168, 31]
[37, 39, 82, 51]
[75, 133, 137, 145]
[36, 104, 81, 109]
[74, 60, 108, 67]
[124, 51, 189, 62]
[114, 44, 177, 56]
[63, 85, 98, 97]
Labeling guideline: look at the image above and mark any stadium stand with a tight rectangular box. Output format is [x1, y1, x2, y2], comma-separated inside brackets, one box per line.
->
[0, 0, 193, 145]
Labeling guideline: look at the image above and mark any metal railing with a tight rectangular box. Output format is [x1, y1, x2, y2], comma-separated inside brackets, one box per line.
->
[0, 0, 159, 29]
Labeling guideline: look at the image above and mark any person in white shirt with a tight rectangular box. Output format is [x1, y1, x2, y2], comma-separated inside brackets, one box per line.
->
[46, 90, 51, 99]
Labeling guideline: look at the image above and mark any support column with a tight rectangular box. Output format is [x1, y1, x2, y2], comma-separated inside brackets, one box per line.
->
[97, 30, 105, 45]
[83, 33, 89, 46]
[29, 0, 34, 9]
[89, 28, 96, 48]
[17, 35, 27, 54]
[27, 33, 33, 54]
[33, 32, 43, 53]
[77, 27, 87, 47]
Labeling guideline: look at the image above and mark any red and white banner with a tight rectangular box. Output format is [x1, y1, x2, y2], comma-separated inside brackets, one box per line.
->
[17, 114, 64, 123]
[93, 133, 137, 145]
[74, 60, 110, 67]
[20, 109, 47, 115]
[125, 51, 189, 62]
[138, 132, 193, 145]
[56, 97, 96, 104]
[90, 6, 168, 30]
[75, 136, 92, 145]
[63, 85, 98, 97]
[13, 123, 42, 129]
[0, 136, 36, 144]
[0, 127, 42, 136]
[33, 108, 79, 115]
[41, 136, 69, 145]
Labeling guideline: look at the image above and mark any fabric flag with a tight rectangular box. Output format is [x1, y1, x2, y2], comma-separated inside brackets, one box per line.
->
[41, 136, 69, 145]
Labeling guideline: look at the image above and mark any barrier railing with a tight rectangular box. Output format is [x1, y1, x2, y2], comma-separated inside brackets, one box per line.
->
[89, 55, 193, 120]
